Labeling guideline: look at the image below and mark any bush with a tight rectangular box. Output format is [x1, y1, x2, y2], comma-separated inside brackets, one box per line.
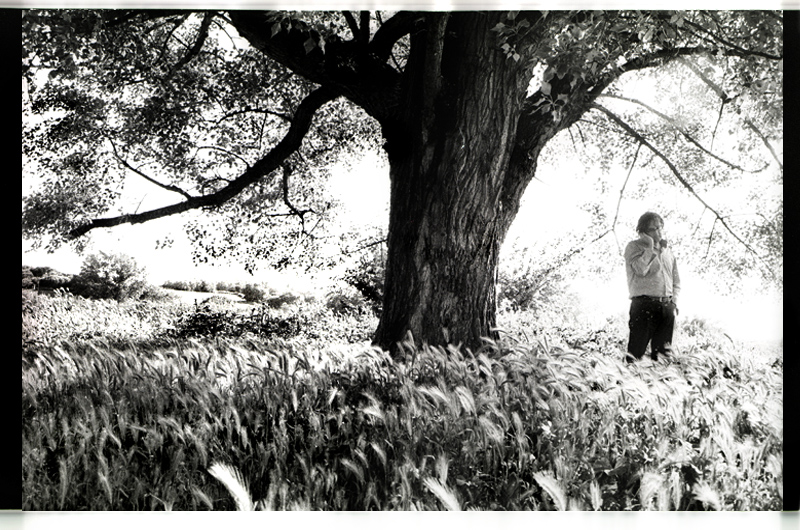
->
[195, 279, 217, 293]
[30, 266, 56, 277]
[69, 252, 148, 302]
[241, 283, 267, 303]
[38, 271, 74, 291]
[215, 281, 238, 293]
[138, 284, 176, 302]
[265, 292, 299, 309]
[497, 265, 563, 313]
[169, 301, 303, 340]
[325, 288, 369, 316]
[343, 245, 385, 314]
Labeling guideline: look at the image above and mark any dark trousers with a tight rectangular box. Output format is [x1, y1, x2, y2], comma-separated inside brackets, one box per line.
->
[627, 297, 676, 361]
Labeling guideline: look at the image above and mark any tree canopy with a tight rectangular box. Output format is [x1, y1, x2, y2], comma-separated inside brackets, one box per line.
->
[22, 10, 783, 350]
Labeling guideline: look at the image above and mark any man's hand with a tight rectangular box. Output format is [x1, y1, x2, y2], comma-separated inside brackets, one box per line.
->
[639, 232, 654, 248]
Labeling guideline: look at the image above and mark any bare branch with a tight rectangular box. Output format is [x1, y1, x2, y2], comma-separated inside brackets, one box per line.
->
[704, 218, 718, 260]
[537, 229, 614, 280]
[193, 145, 251, 171]
[612, 143, 642, 255]
[280, 163, 317, 234]
[69, 86, 340, 239]
[744, 118, 783, 170]
[107, 139, 194, 200]
[359, 11, 371, 45]
[676, 56, 730, 102]
[340, 236, 387, 257]
[216, 107, 292, 124]
[682, 17, 782, 61]
[598, 93, 764, 173]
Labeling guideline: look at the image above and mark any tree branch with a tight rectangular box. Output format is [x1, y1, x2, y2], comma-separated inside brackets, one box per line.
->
[279, 162, 316, 235]
[155, 14, 189, 65]
[682, 17, 782, 61]
[193, 145, 251, 171]
[598, 93, 764, 173]
[69, 86, 340, 239]
[676, 56, 730, 102]
[107, 139, 194, 200]
[612, 142, 642, 255]
[675, 56, 781, 169]
[342, 11, 360, 42]
[538, 229, 614, 280]
[368, 11, 421, 61]
[227, 11, 404, 121]
[167, 11, 215, 77]
[359, 11, 371, 45]
[744, 118, 783, 170]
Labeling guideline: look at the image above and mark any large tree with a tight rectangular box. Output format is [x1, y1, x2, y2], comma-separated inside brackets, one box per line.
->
[22, 10, 783, 353]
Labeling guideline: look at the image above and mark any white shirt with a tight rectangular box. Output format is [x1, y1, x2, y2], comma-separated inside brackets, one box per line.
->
[624, 239, 681, 304]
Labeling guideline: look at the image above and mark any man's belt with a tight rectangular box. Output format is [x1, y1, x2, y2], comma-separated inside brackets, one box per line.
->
[633, 295, 673, 303]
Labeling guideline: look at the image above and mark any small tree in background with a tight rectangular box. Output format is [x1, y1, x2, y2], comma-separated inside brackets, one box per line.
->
[343, 242, 385, 315]
[70, 251, 148, 301]
[241, 283, 267, 303]
[496, 240, 569, 315]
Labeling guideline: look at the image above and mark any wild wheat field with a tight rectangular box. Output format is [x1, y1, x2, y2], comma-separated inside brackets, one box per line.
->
[21, 287, 783, 511]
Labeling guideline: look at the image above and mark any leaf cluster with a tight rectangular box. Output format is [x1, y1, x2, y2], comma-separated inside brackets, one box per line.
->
[23, 9, 383, 264]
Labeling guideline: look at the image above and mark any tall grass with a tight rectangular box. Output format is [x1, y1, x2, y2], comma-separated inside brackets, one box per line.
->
[22, 288, 185, 355]
[22, 333, 782, 510]
[22, 288, 782, 510]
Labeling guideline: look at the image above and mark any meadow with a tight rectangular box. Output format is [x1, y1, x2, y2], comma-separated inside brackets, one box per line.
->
[21, 286, 783, 511]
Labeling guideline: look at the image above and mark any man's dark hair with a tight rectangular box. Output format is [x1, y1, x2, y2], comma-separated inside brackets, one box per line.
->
[636, 212, 664, 233]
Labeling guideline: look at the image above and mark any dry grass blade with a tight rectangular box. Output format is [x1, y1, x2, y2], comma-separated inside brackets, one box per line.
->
[340, 458, 365, 484]
[589, 480, 602, 510]
[191, 485, 214, 510]
[693, 481, 722, 510]
[533, 471, 566, 511]
[639, 471, 663, 510]
[208, 462, 254, 511]
[97, 469, 113, 505]
[422, 477, 461, 511]
[454, 386, 476, 415]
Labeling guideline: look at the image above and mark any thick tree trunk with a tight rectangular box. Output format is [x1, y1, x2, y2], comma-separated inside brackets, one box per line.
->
[373, 13, 541, 354]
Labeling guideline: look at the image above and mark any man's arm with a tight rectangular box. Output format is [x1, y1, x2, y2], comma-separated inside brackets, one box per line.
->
[624, 239, 659, 276]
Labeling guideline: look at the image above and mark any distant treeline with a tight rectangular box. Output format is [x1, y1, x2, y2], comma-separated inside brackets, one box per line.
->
[22, 265, 73, 290]
[161, 279, 276, 303]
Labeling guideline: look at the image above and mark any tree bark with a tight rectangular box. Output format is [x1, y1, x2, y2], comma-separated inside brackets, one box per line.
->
[373, 13, 541, 354]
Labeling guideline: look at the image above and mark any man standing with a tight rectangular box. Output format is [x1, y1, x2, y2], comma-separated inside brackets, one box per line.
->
[624, 212, 681, 362]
